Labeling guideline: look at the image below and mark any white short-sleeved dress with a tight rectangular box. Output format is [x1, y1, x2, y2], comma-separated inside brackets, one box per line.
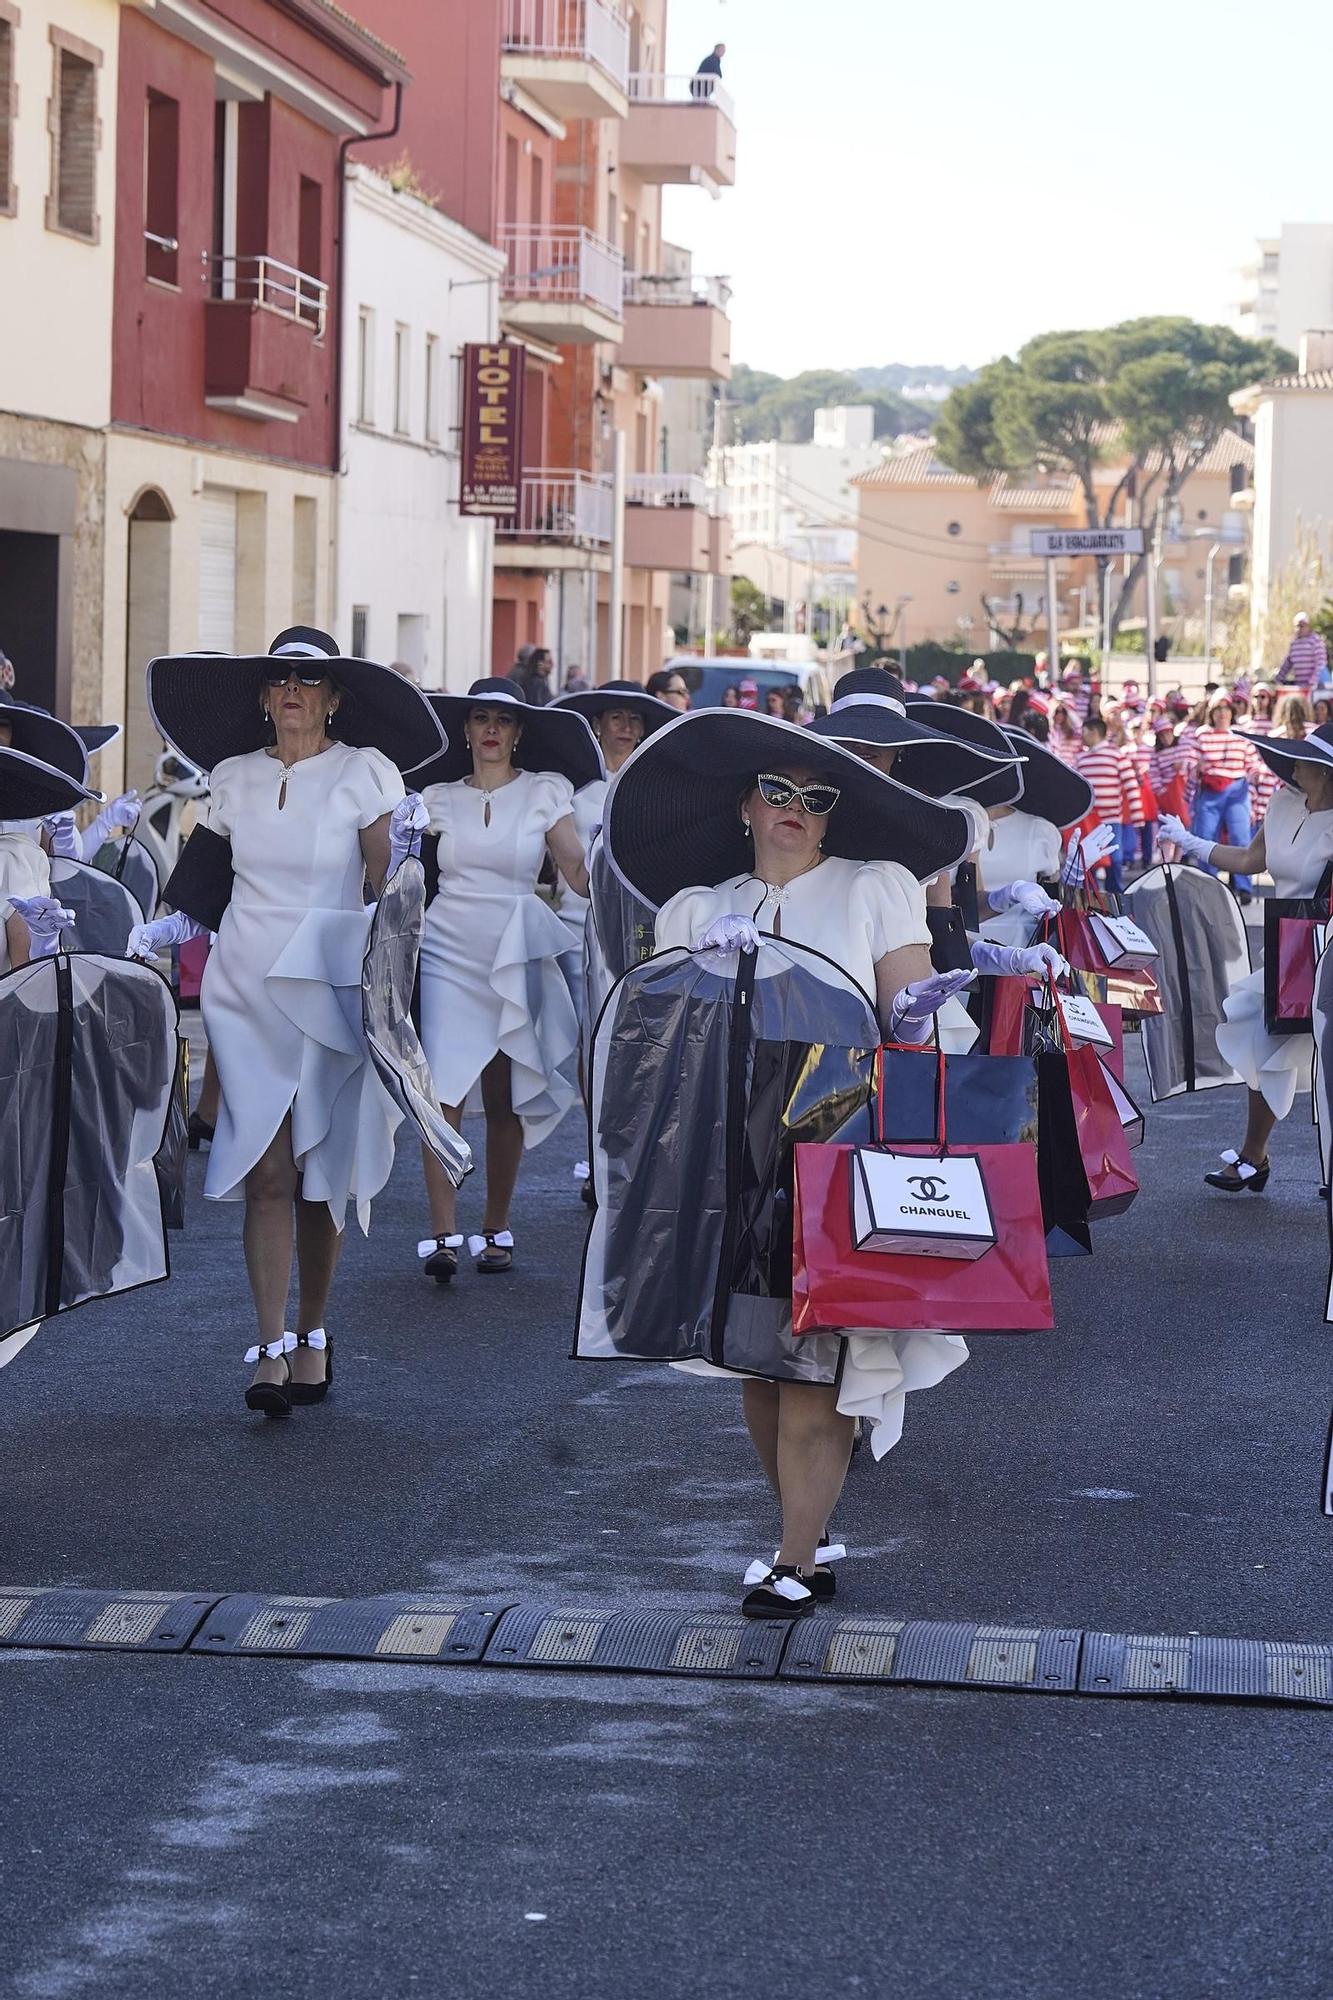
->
[1215, 784, 1333, 1117]
[0, 827, 51, 976]
[978, 809, 1063, 946]
[201, 742, 405, 1229]
[419, 769, 579, 1147]
[655, 855, 969, 1460]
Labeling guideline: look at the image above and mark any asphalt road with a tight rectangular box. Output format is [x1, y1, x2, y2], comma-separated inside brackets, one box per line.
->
[3, 1024, 1333, 1996]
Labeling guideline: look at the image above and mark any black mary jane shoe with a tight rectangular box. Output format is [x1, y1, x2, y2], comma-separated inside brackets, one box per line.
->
[761, 1539, 845, 1603]
[418, 1233, 463, 1285]
[470, 1230, 514, 1275]
[741, 1564, 816, 1621]
[187, 1111, 214, 1151]
[1203, 1149, 1271, 1194]
[287, 1330, 333, 1406]
[243, 1335, 295, 1417]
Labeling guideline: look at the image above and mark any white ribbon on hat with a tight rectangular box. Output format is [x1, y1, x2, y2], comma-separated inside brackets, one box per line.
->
[272, 641, 334, 660]
[829, 693, 907, 718]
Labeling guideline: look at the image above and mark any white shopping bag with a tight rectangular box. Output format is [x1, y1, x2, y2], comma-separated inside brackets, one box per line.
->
[1040, 989, 1115, 1049]
[1089, 913, 1160, 970]
[1096, 1054, 1145, 1147]
[851, 1149, 996, 1262]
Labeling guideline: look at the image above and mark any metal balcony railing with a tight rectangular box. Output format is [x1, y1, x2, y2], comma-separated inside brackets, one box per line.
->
[497, 471, 614, 546]
[626, 472, 708, 509]
[623, 270, 731, 311]
[207, 253, 328, 338]
[499, 225, 624, 323]
[503, 0, 629, 88]
[628, 69, 736, 123]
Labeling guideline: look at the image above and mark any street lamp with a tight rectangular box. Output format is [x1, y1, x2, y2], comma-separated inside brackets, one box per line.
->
[896, 594, 912, 675]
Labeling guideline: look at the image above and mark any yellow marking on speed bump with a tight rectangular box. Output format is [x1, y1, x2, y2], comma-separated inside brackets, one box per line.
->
[966, 1627, 1041, 1685]
[375, 1612, 459, 1658]
[1264, 1643, 1331, 1702]
[1123, 1637, 1192, 1692]
[83, 1600, 173, 1647]
[0, 1597, 33, 1640]
[235, 1602, 325, 1652]
[528, 1615, 604, 1665]
[668, 1621, 742, 1672]
[819, 1618, 906, 1678]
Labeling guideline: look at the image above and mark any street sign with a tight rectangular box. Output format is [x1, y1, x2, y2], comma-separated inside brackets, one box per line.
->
[460, 341, 526, 516]
[1029, 528, 1146, 558]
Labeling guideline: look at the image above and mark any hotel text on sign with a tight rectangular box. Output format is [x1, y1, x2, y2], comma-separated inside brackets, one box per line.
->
[460, 343, 526, 516]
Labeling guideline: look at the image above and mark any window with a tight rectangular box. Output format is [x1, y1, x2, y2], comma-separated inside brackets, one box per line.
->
[297, 174, 322, 327]
[356, 307, 374, 423]
[144, 90, 179, 283]
[529, 151, 543, 226]
[46, 27, 101, 242]
[424, 333, 440, 443]
[351, 605, 369, 659]
[393, 323, 410, 435]
[0, 6, 17, 219]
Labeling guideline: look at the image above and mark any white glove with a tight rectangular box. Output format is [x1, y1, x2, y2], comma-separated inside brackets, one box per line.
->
[40, 812, 81, 859]
[82, 791, 141, 858]
[694, 913, 762, 956]
[1158, 812, 1213, 864]
[970, 938, 1069, 982]
[889, 967, 977, 1043]
[988, 878, 1061, 919]
[388, 792, 429, 873]
[126, 911, 208, 962]
[9, 894, 76, 956]
[1062, 822, 1118, 885]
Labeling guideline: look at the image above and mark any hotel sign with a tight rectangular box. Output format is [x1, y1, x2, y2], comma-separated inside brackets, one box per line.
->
[1029, 528, 1146, 558]
[460, 342, 526, 516]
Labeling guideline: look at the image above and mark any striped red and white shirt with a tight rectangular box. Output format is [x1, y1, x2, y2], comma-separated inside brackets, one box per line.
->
[1149, 740, 1193, 794]
[1076, 744, 1143, 825]
[1192, 726, 1257, 788]
[1277, 632, 1327, 695]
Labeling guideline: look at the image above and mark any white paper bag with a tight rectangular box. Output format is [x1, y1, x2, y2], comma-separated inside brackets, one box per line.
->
[1089, 913, 1160, 970]
[851, 1149, 996, 1261]
[1056, 991, 1116, 1049]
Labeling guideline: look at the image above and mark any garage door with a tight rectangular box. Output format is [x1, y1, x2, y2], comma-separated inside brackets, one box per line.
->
[198, 488, 237, 651]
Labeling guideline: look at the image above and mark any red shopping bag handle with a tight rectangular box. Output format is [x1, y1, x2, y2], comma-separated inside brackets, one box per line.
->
[875, 1039, 949, 1157]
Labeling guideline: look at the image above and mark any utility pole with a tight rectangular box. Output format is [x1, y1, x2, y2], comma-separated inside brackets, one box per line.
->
[1145, 503, 1163, 699]
[1044, 556, 1061, 677]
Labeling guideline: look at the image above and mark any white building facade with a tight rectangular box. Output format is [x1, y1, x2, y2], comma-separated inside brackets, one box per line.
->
[716, 405, 881, 552]
[337, 165, 504, 691]
[1235, 224, 1333, 354]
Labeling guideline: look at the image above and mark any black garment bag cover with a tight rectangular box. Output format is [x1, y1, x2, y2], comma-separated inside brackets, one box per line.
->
[48, 856, 143, 956]
[362, 855, 472, 1188]
[576, 937, 879, 1380]
[0, 953, 178, 1344]
[162, 825, 234, 933]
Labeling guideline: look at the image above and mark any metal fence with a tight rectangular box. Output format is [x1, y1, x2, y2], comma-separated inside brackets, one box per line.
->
[504, 0, 629, 87]
[623, 270, 731, 311]
[499, 225, 624, 322]
[628, 69, 736, 122]
[497, 471, 614, 546]
[207, 253, 327, 337]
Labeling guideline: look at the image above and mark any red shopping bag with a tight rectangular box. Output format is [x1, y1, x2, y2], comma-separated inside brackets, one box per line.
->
[177, 934, 210, 1002]
[1276, 918, 1318, 1020]
[790, 1047, 1053, 1335]
[1065, 1035, 1138, 1218]
[1057, 909, 1163, 1018]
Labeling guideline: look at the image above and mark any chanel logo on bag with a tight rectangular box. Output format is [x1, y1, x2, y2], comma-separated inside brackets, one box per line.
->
[906, 1174, 947, 1202]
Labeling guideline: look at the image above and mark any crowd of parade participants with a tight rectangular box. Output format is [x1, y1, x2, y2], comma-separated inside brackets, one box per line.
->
[4, 623, 1332, 1615]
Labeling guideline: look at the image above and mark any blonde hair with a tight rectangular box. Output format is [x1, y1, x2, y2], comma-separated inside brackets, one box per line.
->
[1275, 692, 1312, 738]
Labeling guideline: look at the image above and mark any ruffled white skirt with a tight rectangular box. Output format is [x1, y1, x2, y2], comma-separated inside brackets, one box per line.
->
[420, 889, 578, 1148]
[202, 902, 400, 1232]
[1214, 967, 1311, 1120]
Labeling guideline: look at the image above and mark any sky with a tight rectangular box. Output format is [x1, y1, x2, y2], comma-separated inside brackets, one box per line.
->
[661, 0, 1331, 378]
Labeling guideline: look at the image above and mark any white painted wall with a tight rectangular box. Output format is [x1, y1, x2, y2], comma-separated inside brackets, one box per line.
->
[336, 167, 503, 692]
[1247, 387, 1333, 664]
[717, 436, 882, 552]
[0, 0, 120, 428]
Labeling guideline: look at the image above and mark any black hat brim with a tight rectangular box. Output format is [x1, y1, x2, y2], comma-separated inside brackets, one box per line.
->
[603, 710, 973, 911]
[146, 656, 447, 776]
[903, 700, 1025, 809]
[550, 688, 676, 736]
[1237, 727, 1333, 782]
[1000, 726, 1094, 829]
[0, 745, 100, 818]
[810, 701, 1018, 799]
[75, 722, 121, 757]
[413, 694, 604, 791]
[0, 703, 90, 784]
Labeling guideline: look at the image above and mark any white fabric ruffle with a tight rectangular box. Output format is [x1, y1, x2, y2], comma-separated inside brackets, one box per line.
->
[1215, 967, 1311, 1120]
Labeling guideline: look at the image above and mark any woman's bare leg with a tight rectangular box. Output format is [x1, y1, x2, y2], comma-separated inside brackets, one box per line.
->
[243, 1118, 298, 1381]
[196, 1049, 220, 1125]
[1241, 1089, 1278, 1167]
[291, 1185, 343, 1382]
[423, 1104, 466, 1235]
[742, 1379, 782, 1502]
[479, 1052, 523, 1233]
[775, 1382, 855, 1571]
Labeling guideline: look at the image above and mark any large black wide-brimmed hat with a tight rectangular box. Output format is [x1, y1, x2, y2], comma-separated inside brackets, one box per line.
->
[1000, 725, 1093, 829]
[550, 679, 676, 738]
[146, 627, 447, 776]
[1238, 721, 1333, 783]
[903, 698, 1025, 810]
[809, 666, 1019, 799]
[412, 678, 604, 791]
[74, 721, 121, 759]
[0, 699, 91, 786]
[603, 709, 973, 911]
[0, 744, 100, 819]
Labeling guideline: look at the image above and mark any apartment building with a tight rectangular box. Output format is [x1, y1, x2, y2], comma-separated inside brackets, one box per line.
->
[855, 436, 1253, 651]
[1235, 224, 1333, 354]
[0, 0, 122, 723]
[1231, 332, 1333, 669]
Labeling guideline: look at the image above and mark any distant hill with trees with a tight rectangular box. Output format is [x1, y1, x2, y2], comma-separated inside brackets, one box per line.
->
[726, 365, 942, 443]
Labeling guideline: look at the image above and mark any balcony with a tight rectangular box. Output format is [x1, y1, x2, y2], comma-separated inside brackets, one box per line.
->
[624, 473, 714, 572]
[494, 470, 614, 570]
[203, 254, 328, 424]
[622, 71, 737, 193]
[621, 272, 732, 381]
[501, 0, 629, 122]
[499, 224, 624, 346]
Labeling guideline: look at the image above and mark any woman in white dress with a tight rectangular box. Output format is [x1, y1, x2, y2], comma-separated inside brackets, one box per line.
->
[1162, 722, 1333, 1192]
[413, 678, 602, 1281]
[132, 629, 445, 1412]
[582, 709, 976, 1619]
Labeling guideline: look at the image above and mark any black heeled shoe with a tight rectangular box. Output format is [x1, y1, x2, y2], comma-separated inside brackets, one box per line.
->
[243, 1334, 294, 1417]
[417, 1233, 463, 1284]
[741, 1564, 816, 1620]
[470, 1229, 514, 1274]
[754, 1538, 845, 1603]
[1203, 1149, 1271, 1193]
[287, 1329, 332, 1406]
[187, 1111, 214, 1151]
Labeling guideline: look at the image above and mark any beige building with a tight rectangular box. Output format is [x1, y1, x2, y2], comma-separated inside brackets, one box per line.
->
[854, 436, 1253, 653]
[1231, 333, 1333, 671]
[0, 0, 121, 721]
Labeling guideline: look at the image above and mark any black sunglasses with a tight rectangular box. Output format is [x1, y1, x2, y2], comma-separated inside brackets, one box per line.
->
[756, 772, 841, 816]
[262, 666, 332, 688]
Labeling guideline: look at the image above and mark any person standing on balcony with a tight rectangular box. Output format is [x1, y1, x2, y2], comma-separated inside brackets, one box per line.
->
[691, 42, 725, 98]
[1276, 613, 1328, 697]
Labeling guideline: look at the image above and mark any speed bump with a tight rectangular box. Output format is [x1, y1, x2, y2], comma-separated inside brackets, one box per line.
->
[190, 1593, 508, 1663]
[781, 1616, 1081, 1692]
[0, 1587, 216, 1652]
[1079, 1631, 1333, 1706]
[484, 1605, 787, 1678]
